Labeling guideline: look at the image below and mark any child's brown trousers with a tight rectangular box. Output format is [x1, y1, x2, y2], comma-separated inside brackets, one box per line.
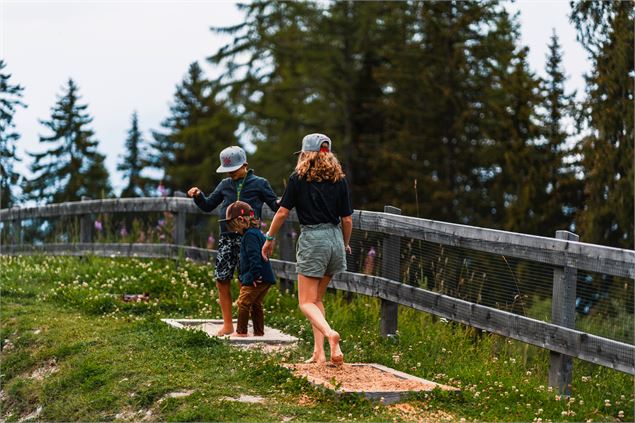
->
[236, 284, 271, 335]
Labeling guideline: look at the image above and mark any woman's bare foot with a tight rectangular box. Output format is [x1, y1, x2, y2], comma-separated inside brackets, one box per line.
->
[304, 352, 326, 364]
[216, 326, 234, 336]
[327, 331, 344, 365]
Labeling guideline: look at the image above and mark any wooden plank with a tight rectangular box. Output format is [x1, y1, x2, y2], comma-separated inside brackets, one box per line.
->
[277, 221, 296, 294]
[550, 231, 579, 395]
[0, 198, 199, 220]
[79, 196, 93, 244]
[351, 210, 635, 279]
[2, 199, 632, 277]
[380, 206, 401, 337]
[326, 272, 635, 375]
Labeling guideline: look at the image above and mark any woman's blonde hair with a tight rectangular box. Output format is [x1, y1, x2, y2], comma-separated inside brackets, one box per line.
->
[295, 151, 345, 183]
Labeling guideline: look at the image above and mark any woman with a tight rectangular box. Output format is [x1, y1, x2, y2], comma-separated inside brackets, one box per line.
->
[262, 133, 353, 365]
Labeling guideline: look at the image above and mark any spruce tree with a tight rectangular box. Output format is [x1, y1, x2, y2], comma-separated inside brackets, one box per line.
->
[571, 1, 634, 248]
[24, 78, 112, 203]
[149, 62, 238, 193]
[118, 111, 152, 197]
[0, 60, 26, 208]
[537, 30, 583, 236]
[212, 1, 549, 229]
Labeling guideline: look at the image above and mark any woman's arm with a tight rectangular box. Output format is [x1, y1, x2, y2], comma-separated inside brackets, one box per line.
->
[341, 215, 353, 254]
[261, 206, 290, 260]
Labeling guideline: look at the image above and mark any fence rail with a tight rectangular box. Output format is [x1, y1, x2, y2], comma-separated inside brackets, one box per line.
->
[2, 197, 634, 385]
[2, 197, 632, 278]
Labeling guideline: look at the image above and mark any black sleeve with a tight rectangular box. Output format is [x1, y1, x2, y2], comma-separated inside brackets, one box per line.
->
[259, 177, 280, 212]
[279, 174, 297, 210]
[338, 178, 353, 217]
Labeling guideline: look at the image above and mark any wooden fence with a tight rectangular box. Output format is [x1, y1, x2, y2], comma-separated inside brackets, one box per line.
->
[1, 196, 634, 394]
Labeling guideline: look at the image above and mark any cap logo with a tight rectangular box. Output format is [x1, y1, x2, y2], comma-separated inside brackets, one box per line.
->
[223, 156, 232, 166]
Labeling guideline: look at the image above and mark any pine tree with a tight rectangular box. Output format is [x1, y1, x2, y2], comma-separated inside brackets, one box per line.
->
[24, 78, 112, 203]
[0, 60, 26, 208]
[212, 1, 550, 229]
[210, 1, 323, 190]
[571, 1, 634, 248]
[118, 111, 152, 197]
[496, 47, 544, 234]
[537, 30, 583, 236]
[149, 62, 238, 193]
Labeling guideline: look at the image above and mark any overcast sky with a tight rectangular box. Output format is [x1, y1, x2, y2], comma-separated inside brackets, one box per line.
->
[2, 0, 590, 196]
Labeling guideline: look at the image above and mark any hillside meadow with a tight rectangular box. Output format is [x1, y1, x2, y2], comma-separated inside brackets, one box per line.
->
[1, 256, 633, 422]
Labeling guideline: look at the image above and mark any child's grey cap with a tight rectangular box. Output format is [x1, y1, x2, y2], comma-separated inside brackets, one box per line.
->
[216, 146, 247, 173]
[295, 133, 332, 154]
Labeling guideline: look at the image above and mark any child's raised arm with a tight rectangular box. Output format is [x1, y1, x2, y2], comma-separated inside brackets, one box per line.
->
[189, 183, 224, 212]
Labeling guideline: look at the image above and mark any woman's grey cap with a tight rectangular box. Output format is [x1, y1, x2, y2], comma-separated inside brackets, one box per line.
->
[295, 133, 332, 154]
[216, 146, 247, 173]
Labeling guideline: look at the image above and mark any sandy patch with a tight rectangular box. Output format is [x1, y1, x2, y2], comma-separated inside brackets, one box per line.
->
[286, 363, 448, 392]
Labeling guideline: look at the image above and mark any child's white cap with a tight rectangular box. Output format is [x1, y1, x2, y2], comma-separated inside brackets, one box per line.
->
[216, 146, 247, 173]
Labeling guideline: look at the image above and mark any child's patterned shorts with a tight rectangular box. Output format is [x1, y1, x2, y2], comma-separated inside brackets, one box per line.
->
[215, 232, 241, 281]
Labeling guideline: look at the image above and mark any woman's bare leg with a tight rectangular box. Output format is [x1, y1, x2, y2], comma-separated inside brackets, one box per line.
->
[216, 280, 234, 335]
[305, 275, 330, 363]
[298, 274, 343, 364]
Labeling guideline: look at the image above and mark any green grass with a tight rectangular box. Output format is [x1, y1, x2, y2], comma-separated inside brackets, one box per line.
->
[1, 255, 633, 422]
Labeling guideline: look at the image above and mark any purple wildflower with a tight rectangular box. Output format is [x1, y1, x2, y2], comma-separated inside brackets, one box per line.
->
[158, 181, 168, 197]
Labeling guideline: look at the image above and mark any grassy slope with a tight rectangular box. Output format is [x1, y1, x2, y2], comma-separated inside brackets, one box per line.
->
[1, 256, 633, 422]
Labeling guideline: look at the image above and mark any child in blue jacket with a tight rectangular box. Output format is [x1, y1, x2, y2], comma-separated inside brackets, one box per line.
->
[187, 146, 278, 335]
[221, 201, 276, 336]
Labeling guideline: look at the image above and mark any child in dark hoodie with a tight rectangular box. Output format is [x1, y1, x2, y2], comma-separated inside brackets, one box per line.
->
[221, 201, 276, 336]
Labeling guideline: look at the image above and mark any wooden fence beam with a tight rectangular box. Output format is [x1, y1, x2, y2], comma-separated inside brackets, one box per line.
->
[549, 230, 580, 396]
[277, 220, 295, 294]
[172, 192, 187, 245]
[79, 196, 93, 244]
[2, 198, 633, 278]
[380, 205, 401, 337]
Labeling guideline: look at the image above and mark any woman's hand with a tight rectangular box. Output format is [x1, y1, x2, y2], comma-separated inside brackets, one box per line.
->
[187, 187, 201, 198]
[345, 244, 352, 254]
[261, 239, 274, 261]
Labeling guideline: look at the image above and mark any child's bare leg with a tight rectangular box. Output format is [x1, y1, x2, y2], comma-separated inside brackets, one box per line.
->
[298, 274, 342, 364]
[216, 280, 234, 335]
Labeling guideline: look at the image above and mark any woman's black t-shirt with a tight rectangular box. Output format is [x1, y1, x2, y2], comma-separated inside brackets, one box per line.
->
[279, 173, 353, 225]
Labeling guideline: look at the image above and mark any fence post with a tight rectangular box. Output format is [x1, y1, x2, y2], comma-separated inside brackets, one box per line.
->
[172, 191, 187, 245]
[278, 220, 295, 294]
[549, 230, 579, 396]
[380, 205, 401, 337]
[12, 220, 22, 245]
[79, 196, 93, 243]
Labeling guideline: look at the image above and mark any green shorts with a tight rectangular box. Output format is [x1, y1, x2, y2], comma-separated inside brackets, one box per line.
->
[296, 223, 347, 278]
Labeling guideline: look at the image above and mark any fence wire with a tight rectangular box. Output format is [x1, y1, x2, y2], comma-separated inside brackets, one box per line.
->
[2, 209, 633, 349]
[343, 226, 634, 346]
